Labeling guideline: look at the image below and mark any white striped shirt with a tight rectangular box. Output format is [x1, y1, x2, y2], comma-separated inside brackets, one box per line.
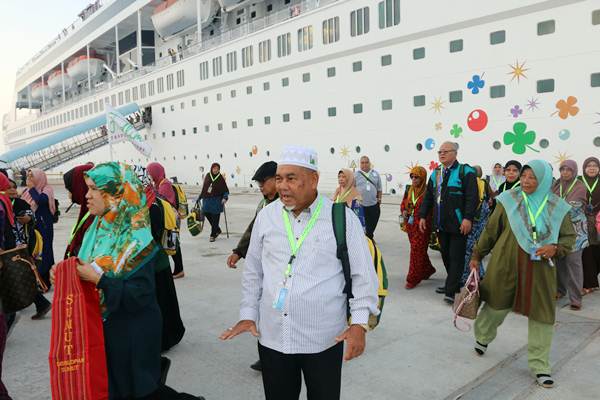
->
[240, 195, 379, 354]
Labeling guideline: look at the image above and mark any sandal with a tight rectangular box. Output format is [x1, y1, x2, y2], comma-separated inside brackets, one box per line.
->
[474, 341, 487, 356]
[570, 303, 582, 311]
[536, 374, 554, 388]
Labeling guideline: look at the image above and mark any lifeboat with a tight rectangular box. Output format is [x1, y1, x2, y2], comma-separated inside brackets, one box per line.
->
[66, 55, 104, 81]
[47, 69, 74, 91]
[151, 0, 218, 38]
[31, 82, 51, 100]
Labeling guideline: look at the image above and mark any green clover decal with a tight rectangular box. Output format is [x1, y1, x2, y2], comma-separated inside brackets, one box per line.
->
[450, 124, 463, 138]
[503, 122, 539, 155]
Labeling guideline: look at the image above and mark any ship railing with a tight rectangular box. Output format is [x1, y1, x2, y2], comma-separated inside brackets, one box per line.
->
[37, 0, 335, 116]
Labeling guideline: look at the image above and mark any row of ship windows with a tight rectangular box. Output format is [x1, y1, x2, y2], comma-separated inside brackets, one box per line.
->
[27, 9, 600, 135]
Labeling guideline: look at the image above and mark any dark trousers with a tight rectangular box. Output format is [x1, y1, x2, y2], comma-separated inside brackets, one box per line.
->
[438, 231, 467, 297]
[33, 292, 51, 313]
[204, 213, 221, 238]
[582, 244, 600, 289]
[363, 204, 381, 240]
[0, 314, 10, 399]
[171, 245, 184, 275]
[258, 342, 343, 400]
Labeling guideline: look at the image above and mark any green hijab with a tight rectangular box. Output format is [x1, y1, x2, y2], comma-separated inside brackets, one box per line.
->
[496, 159, 571, 253]
[78, 162, 157, 280]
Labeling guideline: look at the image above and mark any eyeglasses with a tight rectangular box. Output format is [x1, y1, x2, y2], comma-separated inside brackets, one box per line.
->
[410, 174, 418, 179]
[437, 150, 456, 155]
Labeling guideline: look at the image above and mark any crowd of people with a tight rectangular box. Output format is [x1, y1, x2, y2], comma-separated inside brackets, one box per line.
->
[0, 143, 599, 399]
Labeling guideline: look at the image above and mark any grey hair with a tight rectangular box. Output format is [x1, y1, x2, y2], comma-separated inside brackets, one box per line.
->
[440, 141, 459, 151]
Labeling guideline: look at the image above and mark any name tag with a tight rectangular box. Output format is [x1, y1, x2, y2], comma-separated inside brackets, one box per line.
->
[408, 215, 414, 225]
[530, 246, 541, 261]
[273, 287, 288, 311]
[366, 184, 371, 191]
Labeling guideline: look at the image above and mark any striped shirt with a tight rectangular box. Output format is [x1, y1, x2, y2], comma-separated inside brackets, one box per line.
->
[240, 195, 379, 354]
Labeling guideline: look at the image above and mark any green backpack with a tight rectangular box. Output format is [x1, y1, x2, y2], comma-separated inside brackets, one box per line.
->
[332, 203, 388, 330]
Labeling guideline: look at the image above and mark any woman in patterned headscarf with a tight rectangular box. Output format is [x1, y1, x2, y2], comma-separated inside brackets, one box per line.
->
[401, 166, 435, 288]
[580, 157, 600, 294]
[71, 162, 162, 399]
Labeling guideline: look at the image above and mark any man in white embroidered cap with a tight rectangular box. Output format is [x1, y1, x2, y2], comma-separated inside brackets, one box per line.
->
[220, 145, 379, 400]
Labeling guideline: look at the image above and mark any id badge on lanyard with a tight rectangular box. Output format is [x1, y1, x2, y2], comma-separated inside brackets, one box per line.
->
[207, 184, 213, 194]
[273, 287, 288, 311]
[530, 244, 541, 261]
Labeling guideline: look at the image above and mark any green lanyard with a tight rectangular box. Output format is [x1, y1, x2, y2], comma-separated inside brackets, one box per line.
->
[336, 188, 352, 203]
[69, 211, 91, 244]
[492, 175, 502, 189]
[209, 173, 219, 183]
[522, 193, 549, 243]
[281, 197, 323, 284]
[582, 177, 598, 202]
[559, 180, 577, 199]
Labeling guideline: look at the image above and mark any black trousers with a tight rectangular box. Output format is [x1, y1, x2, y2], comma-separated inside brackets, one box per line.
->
[363, 204, 381, 240]
[258, 342, 343, 400]
[582, 244, 600, 289]
[33, 292, 51, 312]
[204, 212, 221, 238]
[171, 245, 184, 275]
[438, 231, 467, 297]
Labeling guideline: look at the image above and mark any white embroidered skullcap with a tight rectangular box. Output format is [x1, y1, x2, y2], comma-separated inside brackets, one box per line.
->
[279, 145, 318, 171]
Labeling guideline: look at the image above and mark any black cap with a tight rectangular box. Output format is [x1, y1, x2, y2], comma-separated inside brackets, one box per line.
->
[252, 161, 278, 182]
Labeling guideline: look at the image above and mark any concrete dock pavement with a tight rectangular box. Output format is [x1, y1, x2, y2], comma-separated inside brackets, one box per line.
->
[3, 189, 600, 399]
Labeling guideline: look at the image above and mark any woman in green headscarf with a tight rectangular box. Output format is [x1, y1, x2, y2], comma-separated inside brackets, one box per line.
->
[468, 160, 575, 388]
[73, 162, 162, 399]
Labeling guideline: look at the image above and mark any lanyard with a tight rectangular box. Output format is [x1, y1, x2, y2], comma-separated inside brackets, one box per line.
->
[281, 197, 323, 284]
[411, 190, 422, 206]
[522, 193, 549, 243]
[492, 175, 503, 189]
[209, 173, 219, 183]
[559, 180, 577, 199]
[69, 211, 91, 244]
[582, 177, 598, 201]
[336, 188, 353, 203]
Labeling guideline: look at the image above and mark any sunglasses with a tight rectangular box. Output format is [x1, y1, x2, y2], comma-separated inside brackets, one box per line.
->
[410, 174, 419, 179]
[437, 150, 456, 155]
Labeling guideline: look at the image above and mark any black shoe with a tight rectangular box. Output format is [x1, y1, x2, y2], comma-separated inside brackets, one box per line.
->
[435, 286, 445, 294]
[250, 359, 262, 372]
[444, 295, 455, 305]
[31, 303, 51, 320]
[160, 356, 171, 385]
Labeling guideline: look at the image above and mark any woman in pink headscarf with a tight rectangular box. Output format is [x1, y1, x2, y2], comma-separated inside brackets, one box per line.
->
[146, 162, 185, 279]
[21, 168, 55, 319]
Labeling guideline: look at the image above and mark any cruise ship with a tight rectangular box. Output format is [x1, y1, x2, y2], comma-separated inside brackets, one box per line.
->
[2, 0, 600, 192]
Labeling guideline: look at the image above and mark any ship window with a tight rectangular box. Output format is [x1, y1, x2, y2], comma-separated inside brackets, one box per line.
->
[125, 89, 131, 103]
[162, 107, 166, 114]
[327, 67, 336, 77]
[148, 81, 155, 96]
[328, 105, 336, 117]
[449, 39, 463, 53]
[110, 94, 116, 105]
[192, 99, 196, 107]
[231, 90, 237, 98]
[298, 25, 314, 52]
[94, 101, 99, 113]
[157, 77, 164, 93]
[182, 129, 186, 136]
[205, 125, 209, 133]
[162, 132, 166, 138]
[490, 30, 505, 45]
[282, 77, 289, 87]
[381, 54, 392, 66]
[213, 57, 223, 76]
[490, 85, 505, 98]
[199, 62, 209, 80]
[232, 121, 238, 129]
[413, 95, 426, 107]
[449, 90, 463, 103]
[267, 4, 273, 12]
[217, 93, 222, 101]
[322, 17, 340, 44]
[353, 103, 363, 114]
[353, 61, 362, 72]
[303, 73, 311, 82]
[259, 40, 272, 63]
[204, 96, 209, 104]
[263, 82, 270, 91]
[283, 113, 290, 122]
[593, 10, 600, 25]
[226, 52, 237, 72]
[242, 46, 254, 68]
[193, 127, 198, 134]
[381, 99, 393, 110]
[351, 7, 370, 37]
[166, 74, 174, 90]
[118, 92, 124, 105]
[140, 84, 146, 98]
[264, 116, 271, 125]
[537, 20, 555, 35]
[172, 130, 175, 137]
[413, 47, 425, 60]
[132, 87, 138, 101]
[378, 0, 400, 29]
[218, 123, 223, 131]
[247, 118, 254, 127]
[277, 33, 291, 57]
[536, 79, 555, 93]
[590, 72, 600, 87]
[170, 105, 175, 111]
[99, 102, 104, 112]
[177, 70, 185, 87]
[180, 102, 184, 110]
[246, 86, 253, 94]
[304, 110, 311, 120]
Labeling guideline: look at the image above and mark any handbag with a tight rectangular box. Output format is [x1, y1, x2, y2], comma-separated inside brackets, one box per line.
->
[0, 245, 48, 314]
[187, 199, 204, 237]
[453, 269, 480, 331]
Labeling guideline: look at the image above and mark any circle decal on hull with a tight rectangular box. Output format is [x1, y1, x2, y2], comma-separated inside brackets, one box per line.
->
[558, 129, 570, 140]
[425, 138, 436, 150]
[467, 109, 488, 132]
